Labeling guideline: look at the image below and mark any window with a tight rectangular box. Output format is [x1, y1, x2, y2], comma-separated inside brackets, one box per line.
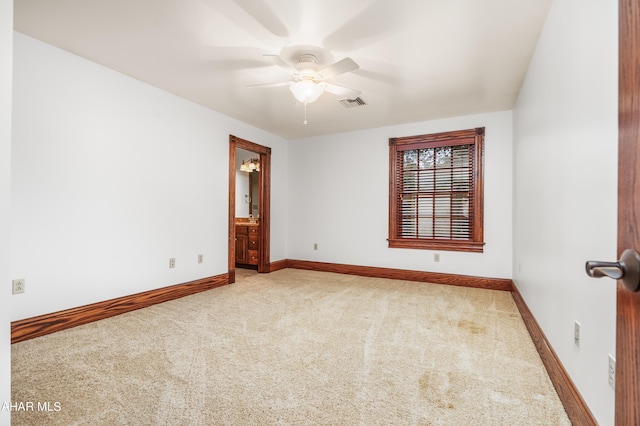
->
[388, 127, 485, 252]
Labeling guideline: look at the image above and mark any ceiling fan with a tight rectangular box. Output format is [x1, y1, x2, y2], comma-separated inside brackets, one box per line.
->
[248, 48, 362, 106]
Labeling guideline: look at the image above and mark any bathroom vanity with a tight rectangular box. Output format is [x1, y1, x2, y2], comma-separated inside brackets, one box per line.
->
[235, 221, 260, 267]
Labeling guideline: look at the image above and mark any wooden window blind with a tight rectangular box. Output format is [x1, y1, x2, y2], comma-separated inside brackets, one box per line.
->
[388, 128, 485, 252]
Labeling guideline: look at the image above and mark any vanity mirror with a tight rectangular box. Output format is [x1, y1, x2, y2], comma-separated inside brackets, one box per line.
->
[236, 148, 260, 218]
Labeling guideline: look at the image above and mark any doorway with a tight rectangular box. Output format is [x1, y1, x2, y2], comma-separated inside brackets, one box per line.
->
[228, 135, 271, 283]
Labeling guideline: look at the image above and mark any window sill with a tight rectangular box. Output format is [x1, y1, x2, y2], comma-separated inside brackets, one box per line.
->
[388, 238, 485, 253]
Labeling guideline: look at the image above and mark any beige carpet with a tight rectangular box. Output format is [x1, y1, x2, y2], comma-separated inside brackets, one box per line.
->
[11, 268, 570, 425]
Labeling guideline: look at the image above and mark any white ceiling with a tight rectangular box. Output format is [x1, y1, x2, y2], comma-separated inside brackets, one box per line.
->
[13, 0, 552, 139]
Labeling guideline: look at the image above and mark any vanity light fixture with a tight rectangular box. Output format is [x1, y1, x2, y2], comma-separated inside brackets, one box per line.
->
[240, 158, 260, 172]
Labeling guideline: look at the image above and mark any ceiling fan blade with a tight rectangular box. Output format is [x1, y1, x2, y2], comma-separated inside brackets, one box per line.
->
[316, 57, 359, 80]
[324, 83, 361, 99]
[208, 59, 267, 72]
[246, 81, 291, 89]
[199, 46, 277, 72]
[232, 0, 289, 37]
[262, 54, 295, 70]
[323, 2, 402, 51]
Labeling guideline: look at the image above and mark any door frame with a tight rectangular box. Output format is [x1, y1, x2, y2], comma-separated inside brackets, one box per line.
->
[228, 135, 271, 282]
[617, 0, 640, 423]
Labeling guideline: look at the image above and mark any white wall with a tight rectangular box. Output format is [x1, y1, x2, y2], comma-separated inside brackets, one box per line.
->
[288, 110, 513, 279]
[0, 0, 12, 424]
[10, 33, 288, 321]
[512, 0, 618, 424]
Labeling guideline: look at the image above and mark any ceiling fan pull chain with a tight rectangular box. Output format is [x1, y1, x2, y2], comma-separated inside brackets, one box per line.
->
[304, 101, 308, 125]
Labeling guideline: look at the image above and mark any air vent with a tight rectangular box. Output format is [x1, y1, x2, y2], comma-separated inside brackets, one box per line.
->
[339, 97, 367, 109]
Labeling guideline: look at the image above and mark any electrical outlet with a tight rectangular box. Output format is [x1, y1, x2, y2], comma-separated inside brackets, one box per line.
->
[434, 253, 440, 262]
[574, 321, 581, 347]
[608, 354, 616, 389]
[169, 258, 176, 269]
[313, 243, 318, 251]
[12, 278, 25, 295]
[198, 254, 203, 264]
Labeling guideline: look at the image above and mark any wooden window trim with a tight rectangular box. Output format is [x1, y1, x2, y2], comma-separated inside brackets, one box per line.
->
[388, 127, 485, 253]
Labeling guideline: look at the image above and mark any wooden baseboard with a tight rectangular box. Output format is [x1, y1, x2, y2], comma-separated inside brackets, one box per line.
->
[511, 283, 597, 425]
[285, 259, 512, 291]
[11, 273, 229, 344]
[268, 259, 288, 272]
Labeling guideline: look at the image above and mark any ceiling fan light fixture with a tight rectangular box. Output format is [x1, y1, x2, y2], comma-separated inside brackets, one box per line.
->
[289, 80, 324, 104]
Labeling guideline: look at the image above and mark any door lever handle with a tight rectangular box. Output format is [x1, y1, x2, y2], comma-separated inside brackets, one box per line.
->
[586, 249, 640, 292]
[585, 261, 624, 279]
